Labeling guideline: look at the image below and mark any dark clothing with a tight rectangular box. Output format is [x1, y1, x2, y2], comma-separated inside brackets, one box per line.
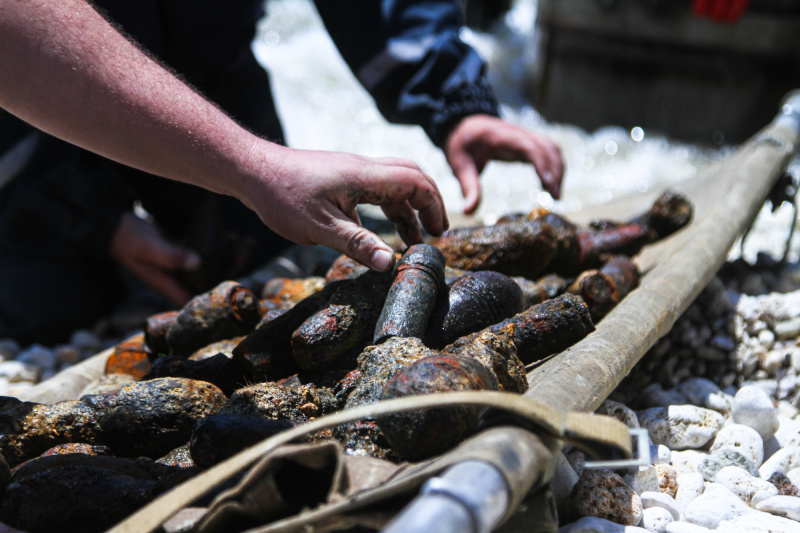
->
[0, 0, 500, 345]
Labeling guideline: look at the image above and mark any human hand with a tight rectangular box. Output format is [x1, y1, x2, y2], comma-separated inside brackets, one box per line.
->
[110, 212, 201, 306]
[692, 0, 750, 23]
[444, 114, 564, 214]
[239, 146, 448, 272]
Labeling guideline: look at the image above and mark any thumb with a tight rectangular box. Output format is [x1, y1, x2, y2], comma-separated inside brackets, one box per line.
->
[324, 218, 397, 272]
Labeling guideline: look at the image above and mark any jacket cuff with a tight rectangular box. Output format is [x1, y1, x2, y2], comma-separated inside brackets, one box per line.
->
[426, 81, 500, 148]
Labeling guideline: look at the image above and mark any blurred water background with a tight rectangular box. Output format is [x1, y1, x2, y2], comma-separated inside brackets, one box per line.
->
[252, 0, 800, 262]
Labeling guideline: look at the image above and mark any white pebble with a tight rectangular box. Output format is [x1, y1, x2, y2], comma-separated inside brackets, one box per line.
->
[637, 383, 689, 408]
[683, 483, 754, 529]
[651, 445, 672, 465]
[641, 507, 673, 533]
[755, 494, 800, 521]
[624, 465, 661, 496]
[759, 446, 800, 479]
[773, 417, 800, 451]
[664, 523, 710, 533]
[0, 361, 39, 383]
[675, 378, 732, 414]
[597, 399, 641, 429]
[674, 472, 705, 518]
[558, 517, 649, 533]
[710, 424, 764, 468]
[715, 510, 800, 532]
[638, 406, 723, 450]
[758, 329, 776, 350]
[640, 492, 680, 521]
[671, 450, 707, 475]
[731, 386, 780, 442]
[786, 467, 800, 487]
[715, 465, 778, 507]
[774, 317, 800, 340]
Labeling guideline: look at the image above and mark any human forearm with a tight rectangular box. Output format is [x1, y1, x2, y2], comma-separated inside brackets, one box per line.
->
[0, 0, 264, 200]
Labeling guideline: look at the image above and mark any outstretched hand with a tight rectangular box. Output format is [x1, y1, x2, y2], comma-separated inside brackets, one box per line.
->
[110, 212, 201, 306]
[444, 114, 564, 214]
[239, 145, 449, 272]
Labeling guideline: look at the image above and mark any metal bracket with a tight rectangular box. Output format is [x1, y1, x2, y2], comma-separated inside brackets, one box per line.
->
[583, 428, 651, 469]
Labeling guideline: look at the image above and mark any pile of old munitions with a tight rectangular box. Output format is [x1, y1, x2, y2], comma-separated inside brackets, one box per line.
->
[0, 192, 691, 532]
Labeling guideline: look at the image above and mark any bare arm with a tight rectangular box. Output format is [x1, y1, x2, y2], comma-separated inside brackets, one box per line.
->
[0, 0, 447, 272]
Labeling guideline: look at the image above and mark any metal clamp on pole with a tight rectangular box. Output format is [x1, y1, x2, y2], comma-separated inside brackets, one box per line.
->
[382, 460, 509, 533]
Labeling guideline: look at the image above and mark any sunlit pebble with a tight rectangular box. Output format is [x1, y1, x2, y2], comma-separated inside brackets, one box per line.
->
[263, 31, 280, 46]
[631, 126, 645, 142]
[537, 191, 554, 209]
[605, 141, 618, 156]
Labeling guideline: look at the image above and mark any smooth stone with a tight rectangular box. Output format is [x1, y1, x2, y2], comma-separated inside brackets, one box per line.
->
[15, 344, 57, 371]
[755, 494, 800, 521]
[55, 345, 82, 366]
[69, 329, 102, 353]
[675, 378, 732, 414]
[710, 424, 764, 468]
[558, 517, 649, 533]
[0, 361, 39, 383]
[764, 436, 783, 462]
[624, 465, 661, 496]
[640, 492, 680, 521]
[641, 507, 673, 533]
[674, 472, 705, 518]
[0, 339, 20, 360]
[773, 417, 800, 450]
[553, 452, 580, 520]
[715, 510, 800, 532]
[715, 465, 779, 507]
[637, 383, 688, 409]
[759, 446, 800, 479]
[637, 406, 724, 450]
[566, 470, 643, 526]
[774, 317, 800, 340]
[597, 399, 641, 429]
[698, 448, 758, 482]
[683, 483, 754, 529]
[671, 450, 707, 475]
[764, 349, 791, 375]
[731, 386, 780, 442]
[650, 445, 671, 465]
[786, 467, 800, 487]
[664, 524, 710, 533]
[758, 329, 776, 350]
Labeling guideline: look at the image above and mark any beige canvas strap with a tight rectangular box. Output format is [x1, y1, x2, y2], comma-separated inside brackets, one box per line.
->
[109, 390, 631, 533]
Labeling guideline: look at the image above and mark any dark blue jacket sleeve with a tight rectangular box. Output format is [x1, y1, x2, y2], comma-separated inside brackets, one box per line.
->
[313, 0, 500, 148]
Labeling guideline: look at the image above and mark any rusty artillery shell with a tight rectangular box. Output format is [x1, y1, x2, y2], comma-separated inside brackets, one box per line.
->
[261, 276, 326, 309]
[291, 269, 394, 372]
[481, 293, 595, 365]
[528, 209, 581, 273]
[567, 255, 640, 322]
[190, 413, 296, 468]
[232, 280, 343, 381]
[630, 190, 693, 239]
[373, 244, 446, 344]
[165, 281, 262, 356]
[444, 323, 528, 393]
[512, 273, 569, 308]
[430, 219, 559, 278]
[423, 270, 523, 349]
[144, 310, 179, 357]
[105, 335, 150, 379]
[82, 377, 226, 459]
[0, 397, 102, 467]
[324, 254, 370, 283]
[577, 223, 655, 269]
[221, 381, 336, 423]
[141, 353, 254, 396]
[0, 453, 194, 533]
[377, 353, 499, 461]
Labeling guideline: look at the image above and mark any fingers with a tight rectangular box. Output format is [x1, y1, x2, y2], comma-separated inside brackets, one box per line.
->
[322, 216, 397, 272]
[446, 145, 482, 214]
[381, 200, 423, 245]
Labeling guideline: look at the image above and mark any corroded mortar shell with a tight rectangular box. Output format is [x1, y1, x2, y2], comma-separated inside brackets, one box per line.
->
[261, 276, 326, 309]
[291, 270, 394, 372]
[144, 310, 179, 357]
[373, 244, 446, 344]
[141, 353, 254, 396]
[324, 254, 370, 283]
[485, 293, 595, 365]
[513, 273, 569, 308]
[566, 255, 640, 322]
[444, 323, 528, 393]
[423, 270, 523, 349]
[166, 281, 262, 356]
[377, 353, 499, 461]
[431, 219, 559, 278]
[631, 190, 693, 239]
[105, 334, 150, 379]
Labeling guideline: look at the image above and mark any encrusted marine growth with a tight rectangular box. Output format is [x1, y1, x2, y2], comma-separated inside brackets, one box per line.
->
[566, 255, 641, 322]
[165, 281, 262, 356]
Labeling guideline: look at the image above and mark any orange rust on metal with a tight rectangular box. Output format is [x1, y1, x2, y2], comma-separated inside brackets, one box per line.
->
[261, 277, 325, 308]
[324, 255, 370, 283]
[105, 337, 151, 380]
[144, 311, 179, 357]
